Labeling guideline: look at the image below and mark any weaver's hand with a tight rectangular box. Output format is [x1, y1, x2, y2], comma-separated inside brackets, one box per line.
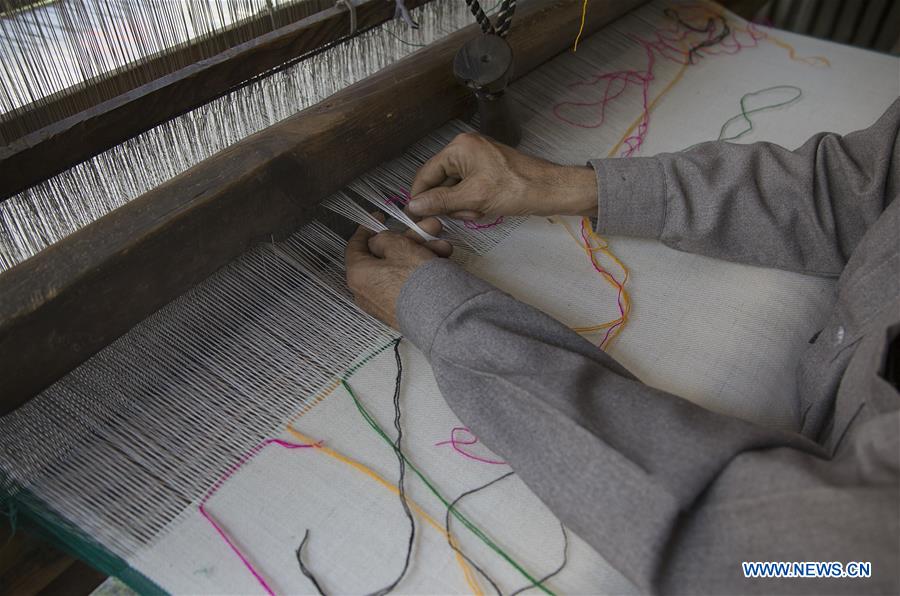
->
[345, 217, 452, 330]
[407, 132, 598, 220]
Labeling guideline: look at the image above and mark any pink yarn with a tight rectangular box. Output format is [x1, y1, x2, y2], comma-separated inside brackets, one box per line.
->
[435, 427, 507, 465]
[579, 218, 626, 349]
[553, 8, 766, 157]
[200, 438, 321, 594]
[464, 216, 504, 230]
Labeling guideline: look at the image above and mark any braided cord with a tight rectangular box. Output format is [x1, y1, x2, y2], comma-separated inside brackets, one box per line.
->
[465, 0, 495, 34]
[494, 0, 516, 37]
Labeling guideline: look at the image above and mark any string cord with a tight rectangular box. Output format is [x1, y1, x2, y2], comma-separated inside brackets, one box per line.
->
[509, 524, 568, 596]
[296, 339, 416, 596]
[296, 530, 328, 596]
[466, 0, 496, 34]
[573, 0, 589, 52]
[285, 425, 484, 594]
[445, 472, 516, 595]
[342, 379, 553, 594]
[435, 426, 508, 465]
[494, 0, 517, 37]
[717, 85, 802, 142]
[444, 473, 570, 596]
[681, 84, 803, 152]
[375, 338, 417, 596]
[685, 16, 730, 64]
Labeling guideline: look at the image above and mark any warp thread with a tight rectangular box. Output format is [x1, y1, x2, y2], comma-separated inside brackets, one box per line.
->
[199, 439, 321, 596]
[387, 188, 504, 232]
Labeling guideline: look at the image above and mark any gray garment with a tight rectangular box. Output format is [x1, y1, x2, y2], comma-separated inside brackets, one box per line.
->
[398, 98, 900, 595]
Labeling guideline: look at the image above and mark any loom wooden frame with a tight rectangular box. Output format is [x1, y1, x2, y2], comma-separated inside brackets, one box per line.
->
[0, 0, 433, 199]
[0, 0, 646, 413]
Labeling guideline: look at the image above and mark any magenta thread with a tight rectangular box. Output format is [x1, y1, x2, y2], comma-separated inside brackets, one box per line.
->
[200, 438, 321, 595]
[553, 8, 766, 157]
[435, 427, 507, 465]
[579, 218, 626, 349]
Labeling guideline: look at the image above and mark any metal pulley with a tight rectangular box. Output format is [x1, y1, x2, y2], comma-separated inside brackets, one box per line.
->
[453, 33, 521, 146]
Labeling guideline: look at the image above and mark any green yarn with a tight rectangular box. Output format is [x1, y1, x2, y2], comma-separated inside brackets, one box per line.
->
[343, 378, 553, 595]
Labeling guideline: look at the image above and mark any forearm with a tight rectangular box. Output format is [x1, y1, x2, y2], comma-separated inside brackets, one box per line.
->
[591, 98, 900, 275]
[397, 259, 822, 590]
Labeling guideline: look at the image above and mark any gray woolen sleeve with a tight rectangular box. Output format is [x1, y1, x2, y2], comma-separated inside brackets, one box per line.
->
[590, 98, 900, 276]
[398, 259, 896, 594]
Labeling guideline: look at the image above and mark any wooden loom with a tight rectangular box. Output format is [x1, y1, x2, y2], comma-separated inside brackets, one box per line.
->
[0, 0, 769, 591]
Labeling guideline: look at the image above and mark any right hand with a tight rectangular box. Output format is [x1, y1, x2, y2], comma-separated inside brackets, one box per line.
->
[407, 132, 599, 220]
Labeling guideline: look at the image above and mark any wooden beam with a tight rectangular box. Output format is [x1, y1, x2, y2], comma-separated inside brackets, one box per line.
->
[0, 0, 432, 200]
[0, 0, 332, 143]
[0, 0, 646, 415]
[0, 519, 104, 596]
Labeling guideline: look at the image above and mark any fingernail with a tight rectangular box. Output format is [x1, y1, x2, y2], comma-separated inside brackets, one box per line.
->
[407, 199, 423, 215]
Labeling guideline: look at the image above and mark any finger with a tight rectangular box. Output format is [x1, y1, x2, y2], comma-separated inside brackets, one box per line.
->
[402, 218, 451, 257]
[368, 232, 420, 260]
[410, 145, 463, 197]
[346, 224, 377, 269]
[449, 210, 484, 220]
[404, 217, 443, 240]
[425, 239, 453, 258]
[408, 182, 485, 218]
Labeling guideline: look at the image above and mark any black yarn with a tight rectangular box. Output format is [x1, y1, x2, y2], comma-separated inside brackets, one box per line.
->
[664, 8, 730, 64]
[686, 16, 729, 64]
[296, 529, 328, 596]
[445, 472, 514, 595]
[370, 338, 417, 596]
[445, 472, 570, 595]
[509, 523, 569, 595]
[296, 339, 415, 596]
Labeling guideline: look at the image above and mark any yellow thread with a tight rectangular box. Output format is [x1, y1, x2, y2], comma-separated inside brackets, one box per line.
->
[607, 59, 691, 158]
[766, 35, 830, 67]
[573, 0, 588, 52]
[678, 1, 830, 67]
[553, 217, 622, 335]
[286, 427, 484, 595]
[287, 378, 341, 425]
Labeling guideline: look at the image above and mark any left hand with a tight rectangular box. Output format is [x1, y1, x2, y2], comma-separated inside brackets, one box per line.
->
[345, 217, 452, 330]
